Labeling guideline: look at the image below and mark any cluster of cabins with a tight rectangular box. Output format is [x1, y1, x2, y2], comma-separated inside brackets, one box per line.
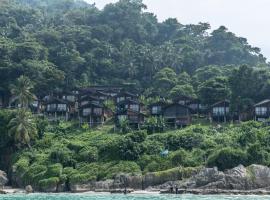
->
[1, 86, 270, 128]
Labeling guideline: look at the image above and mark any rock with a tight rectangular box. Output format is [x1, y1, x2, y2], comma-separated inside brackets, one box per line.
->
[172, 164, 270, 191]
[69, 182, 95, 193]
[192, 167, 226, 188]
[94, 180, 114, 191]
[0, 171, 8, 187]
[25, 185, 33, 193]
[0, 190, 7, 194]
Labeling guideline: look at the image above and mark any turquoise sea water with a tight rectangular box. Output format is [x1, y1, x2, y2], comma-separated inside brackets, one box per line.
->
[0, 194, 270, 200]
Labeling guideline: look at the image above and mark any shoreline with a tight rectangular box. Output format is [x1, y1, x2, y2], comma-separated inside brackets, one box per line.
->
[2, 188, 270, 196]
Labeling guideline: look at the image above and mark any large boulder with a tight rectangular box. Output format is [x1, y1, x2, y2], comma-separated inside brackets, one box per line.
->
[0, 171, 8, 187]
[177, 165, 270, 191]
[247, 164, 270, 189]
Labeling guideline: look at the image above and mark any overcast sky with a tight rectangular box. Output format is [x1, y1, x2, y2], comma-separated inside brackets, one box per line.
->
[86, 0, 270, 60]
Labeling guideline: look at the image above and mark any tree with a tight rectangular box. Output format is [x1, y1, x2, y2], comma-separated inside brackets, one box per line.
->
[8, 109, 37, 149]
[198, 76, 231, 105]
[169, 84, 196, 99]
[153, 67, 177, 96]
[10, 75, 36, 108]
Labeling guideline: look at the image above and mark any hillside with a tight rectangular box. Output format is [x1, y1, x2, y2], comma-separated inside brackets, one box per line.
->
[2, 0, 270, 193]
[8, 120, 270, 191]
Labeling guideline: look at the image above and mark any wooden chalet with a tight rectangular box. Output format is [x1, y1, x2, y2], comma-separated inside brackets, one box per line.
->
[44, 97, 71, 121]
[254, 99, 270, 122]
[173, 95, 205, 114]
[115, 99, 145, 128]
[149, 101, 168, 116]
[79, 102, 106, 127]
[210, 100, 230, 122]
[115, 91, 138, 103]
[163, 103, 191, 128]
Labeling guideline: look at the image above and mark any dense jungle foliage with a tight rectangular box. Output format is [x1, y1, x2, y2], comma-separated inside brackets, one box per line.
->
[9, 120, 270, 190]
[1, 0, 270, 107]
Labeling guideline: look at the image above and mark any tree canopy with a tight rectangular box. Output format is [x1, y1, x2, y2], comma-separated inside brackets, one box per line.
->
[0, 0, 269, 108]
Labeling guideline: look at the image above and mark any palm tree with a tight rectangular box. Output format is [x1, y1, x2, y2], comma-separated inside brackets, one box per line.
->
[8, 109, 37, 149]
[10, 75, 35, 109]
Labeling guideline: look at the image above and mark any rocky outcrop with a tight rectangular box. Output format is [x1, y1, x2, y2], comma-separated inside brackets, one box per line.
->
[158, 164, 270, 192]
[11, 164, 270, 193]
[0, 170, 8, 187]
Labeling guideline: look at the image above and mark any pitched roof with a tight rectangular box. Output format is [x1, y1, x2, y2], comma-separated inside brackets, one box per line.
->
[44, 97, 69, 105]
[115, 91, 138, 98]
[254, 99, 270, 107]
[79, 102, 104, 109]
[163, 103, 191, 110]
[210, 100, 230, 108]
[117, 99, 140, 105]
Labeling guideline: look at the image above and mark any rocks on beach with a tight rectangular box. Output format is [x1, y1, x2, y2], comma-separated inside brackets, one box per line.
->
[7, 164, 270, 194]
[0, 170, 8, 188]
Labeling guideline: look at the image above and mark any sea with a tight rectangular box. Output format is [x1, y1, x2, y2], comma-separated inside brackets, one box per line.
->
[0, 193, 269, 200]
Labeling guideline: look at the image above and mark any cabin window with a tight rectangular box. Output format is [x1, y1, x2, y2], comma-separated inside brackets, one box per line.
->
[58, 104, 67, 111]
[83, 108, 91, 116]
[66, 95, 75, 102]
[47, 104, 56, 111]
[93, 108, 102, 115]
[81, 101, 89, 106]
[178, 100, 186, 105]
[32, 101, 38, 108]
[255, 107, 267, 116]
[213, 107, 229, 115]
[152, 106, 161, 114]
[130, 104, 139, 112]
[117, 97, 125, 103]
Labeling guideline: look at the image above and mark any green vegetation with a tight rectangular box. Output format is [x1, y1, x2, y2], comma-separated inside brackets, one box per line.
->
[1, 0, 270, 190]
[5, 120, 270, 189]
[0, 0, 269, 113]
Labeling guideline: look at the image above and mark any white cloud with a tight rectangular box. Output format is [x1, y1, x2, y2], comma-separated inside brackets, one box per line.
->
[86, 0, 270, 59]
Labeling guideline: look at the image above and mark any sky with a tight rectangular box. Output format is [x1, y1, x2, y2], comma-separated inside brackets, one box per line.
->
[86, 0, 270, 60]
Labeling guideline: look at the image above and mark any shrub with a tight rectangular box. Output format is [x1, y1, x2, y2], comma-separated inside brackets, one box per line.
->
[104, 161, 141, 179]
[39, 177, 59, 190]
[142, 140, 164, 155]
[207, 147, 247, 171]
[76, 147, 98, 162]
[23, 164, 47, 186]
[167, 131, 204, 151]
[49, 147, 75, 167]
[14, 157, 30, 175]
[118, 138, 143, 160]
[171, 149, 188, 166]
[69, 173, 96, 184]
[44, 163, 63, 178]
[246, 143, 270, 166]
[67, 141, 85, 152]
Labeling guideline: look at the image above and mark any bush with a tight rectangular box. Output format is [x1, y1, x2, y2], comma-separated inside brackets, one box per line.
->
[246, 143, 270, 166]
[142, 140, 164, 155]
[39, 177, 59, 190]
[69, 173, 96, 184]
[104, 161, 141, 179]
[49, 147, 75, 167]
[207, 147, 247, 171]
[44, 163, 63, 178]
[67, 141, 85, 152]
[171, 149, 188, 166]
[76, 147, 98, 162]
[118, 138, 143, 160]
[23, 164, 47, 186]
[167, 131, 204, 151]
